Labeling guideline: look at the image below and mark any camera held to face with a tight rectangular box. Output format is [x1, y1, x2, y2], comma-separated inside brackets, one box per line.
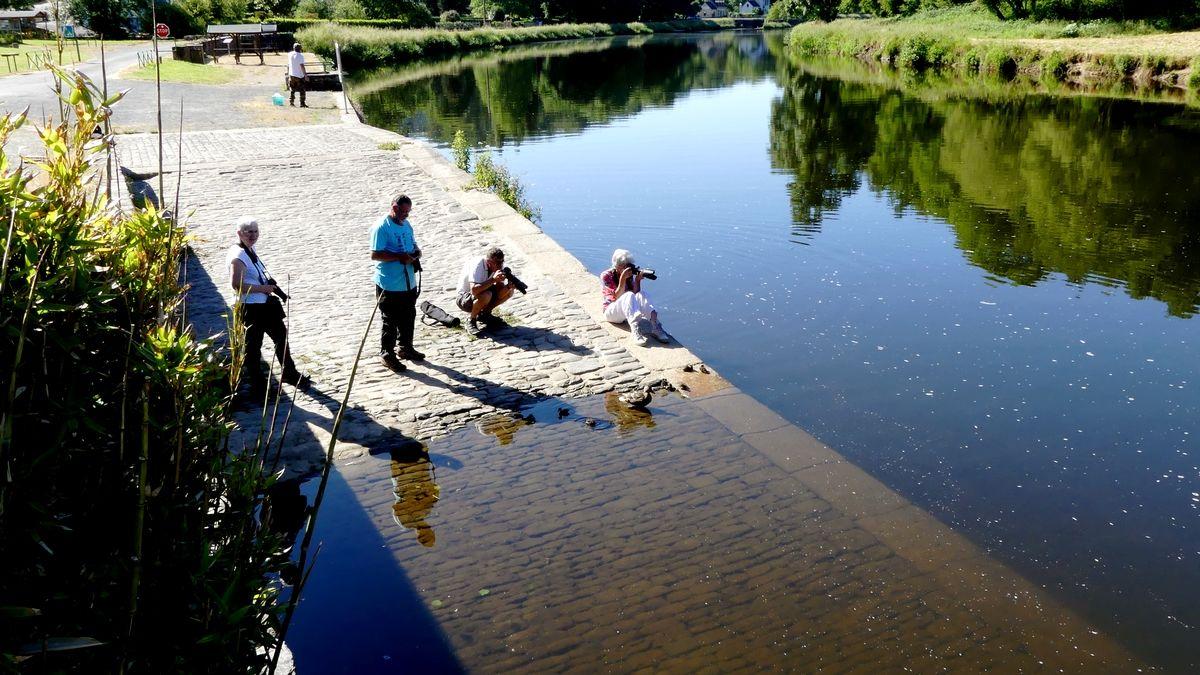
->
[266, 278, 289, 302]
[502, 267, 528, 295]
[629, 265, 657, 281]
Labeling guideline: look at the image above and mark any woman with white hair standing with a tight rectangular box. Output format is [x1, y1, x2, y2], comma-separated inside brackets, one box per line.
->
[227, 216, 309, 394]
[600, 248, 670, 346]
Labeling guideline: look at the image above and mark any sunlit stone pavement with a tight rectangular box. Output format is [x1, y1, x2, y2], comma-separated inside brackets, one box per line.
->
[118, 119, 1146, 672]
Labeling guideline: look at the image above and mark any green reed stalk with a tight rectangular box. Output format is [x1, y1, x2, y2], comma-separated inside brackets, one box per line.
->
[269, 300, 380, 672]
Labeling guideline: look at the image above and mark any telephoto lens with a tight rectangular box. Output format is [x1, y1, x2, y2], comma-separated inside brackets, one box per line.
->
[632, 265, 657, 281]
[502, 267, 529, 294]
[266, 278, 289, 302]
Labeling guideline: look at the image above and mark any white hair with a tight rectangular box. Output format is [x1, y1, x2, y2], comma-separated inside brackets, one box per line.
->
[236, 216, 259, 233]
[611, 248, 634, 268]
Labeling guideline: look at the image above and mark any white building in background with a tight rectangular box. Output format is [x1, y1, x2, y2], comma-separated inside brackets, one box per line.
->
[696, 0, 729, 18]
[739, 0, 770, 14]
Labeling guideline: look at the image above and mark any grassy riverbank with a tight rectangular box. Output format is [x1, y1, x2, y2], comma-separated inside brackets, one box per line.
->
[788, 5, 1200, 90]
[300, 19, 788, 68]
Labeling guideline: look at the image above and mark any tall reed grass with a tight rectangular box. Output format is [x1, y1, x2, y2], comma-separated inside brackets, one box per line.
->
[0, 69, 311, 672]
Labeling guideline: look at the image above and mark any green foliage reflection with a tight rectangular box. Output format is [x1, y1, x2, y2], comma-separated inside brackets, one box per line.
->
[353, 32, 785, 147]
[770, 62, 1200, 316]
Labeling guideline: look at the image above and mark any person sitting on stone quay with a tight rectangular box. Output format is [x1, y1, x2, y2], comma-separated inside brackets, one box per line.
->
[372, 194, 425, 372]
[601, 248, 670, 346]
[456, 246, 518, 335]
[227, 216, 310, 394]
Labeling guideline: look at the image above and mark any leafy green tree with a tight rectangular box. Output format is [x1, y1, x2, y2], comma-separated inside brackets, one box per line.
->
[0, 0, 36, 10]
[361, 0, 433, 21]
[767, 0, 838, 21]
[294, 0, 330, 16]
[332, 0, 368, 16]
[469, 0, 532, 19]
[67, 0, 136, 37]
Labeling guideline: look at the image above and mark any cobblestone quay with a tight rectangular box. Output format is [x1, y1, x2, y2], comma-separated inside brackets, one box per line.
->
[119, 118, 1145, 671]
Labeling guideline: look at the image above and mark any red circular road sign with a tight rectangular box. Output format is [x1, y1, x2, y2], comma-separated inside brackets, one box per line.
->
[155, 23, 170, 39]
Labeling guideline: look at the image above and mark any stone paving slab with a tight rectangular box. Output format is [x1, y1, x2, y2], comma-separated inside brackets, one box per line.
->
[123, 117, 1146, 671]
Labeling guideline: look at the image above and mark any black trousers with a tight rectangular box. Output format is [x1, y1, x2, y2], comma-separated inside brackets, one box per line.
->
[240, 300, 299, 385]
[288, 75, 306, 105]
[376, 286, 418, 356]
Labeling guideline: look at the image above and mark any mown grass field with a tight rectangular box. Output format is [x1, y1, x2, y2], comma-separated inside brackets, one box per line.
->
[122, 58, 241, 84]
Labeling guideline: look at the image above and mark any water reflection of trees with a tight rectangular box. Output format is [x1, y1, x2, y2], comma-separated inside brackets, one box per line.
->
[355, 33, 783, 148]
[770, 67, 1200, 316]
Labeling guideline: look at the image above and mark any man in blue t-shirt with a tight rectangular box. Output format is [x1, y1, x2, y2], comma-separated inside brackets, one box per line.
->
[371, 194, 424, 371]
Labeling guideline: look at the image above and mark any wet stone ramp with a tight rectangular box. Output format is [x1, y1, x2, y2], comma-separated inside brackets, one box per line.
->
[337, 392, 1144, 673]
[118, 122, 1147, 671]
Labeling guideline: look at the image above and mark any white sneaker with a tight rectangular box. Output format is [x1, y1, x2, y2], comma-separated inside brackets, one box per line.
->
[631, 317, 652, 346]
[650, 320, 671, 343]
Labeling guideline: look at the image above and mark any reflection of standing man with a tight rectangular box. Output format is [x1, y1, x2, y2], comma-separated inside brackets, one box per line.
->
[391, 450, 440, 548]
[371, 194, 425, 372]
[288, 42, 308, 108]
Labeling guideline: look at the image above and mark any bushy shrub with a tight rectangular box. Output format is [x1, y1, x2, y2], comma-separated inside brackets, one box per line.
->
[298, 19, 731, 67]
[440, 8, 460, 20]
[1112, 53, 1138, 75]
[982, 46, 1018, 76]
[1189, 58, 1200, 90]
[332, 0, 367, 17]
[1042, 51, 1070, 79]
[294, 0, 330, 17]
[451, 129, 470, 172]
[471, 154, 541, 222]
[767, 0, 839, 21]
[266, 15, 435, 29]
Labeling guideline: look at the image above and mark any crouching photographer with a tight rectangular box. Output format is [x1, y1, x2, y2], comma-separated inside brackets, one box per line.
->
[601, 248, 670, 346]
[456, 246, 525, 335]
[228, 217, 309, 395]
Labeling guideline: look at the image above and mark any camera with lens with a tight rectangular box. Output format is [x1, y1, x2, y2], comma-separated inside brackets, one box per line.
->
[629, 265, 657, 281]
[502, 266, 528, 294]
[266, 278, 289, 302]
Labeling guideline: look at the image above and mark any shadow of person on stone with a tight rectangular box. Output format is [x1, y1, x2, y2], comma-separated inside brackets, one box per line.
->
[182, 247, 233, 345]
[389, 444, 441, 548]
[605, 391, 657, 436]
[479, 322, 594, 355]
[409, 361, 545, 415]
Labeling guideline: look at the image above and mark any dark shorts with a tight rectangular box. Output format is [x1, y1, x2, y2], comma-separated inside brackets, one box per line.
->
[456, 291, 474, 312]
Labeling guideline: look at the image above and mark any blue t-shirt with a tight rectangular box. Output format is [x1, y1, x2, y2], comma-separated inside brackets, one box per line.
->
[371, 215, 418, 291]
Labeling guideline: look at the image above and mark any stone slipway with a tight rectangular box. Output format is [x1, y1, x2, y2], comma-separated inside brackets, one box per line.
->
[116, 115, 1146, 670]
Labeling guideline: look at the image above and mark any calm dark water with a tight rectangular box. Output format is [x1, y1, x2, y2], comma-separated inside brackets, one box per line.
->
[353, 33, 1200, 670]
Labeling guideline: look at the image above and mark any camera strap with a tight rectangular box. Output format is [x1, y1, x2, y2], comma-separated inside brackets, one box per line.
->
[239, 243, 269, 285]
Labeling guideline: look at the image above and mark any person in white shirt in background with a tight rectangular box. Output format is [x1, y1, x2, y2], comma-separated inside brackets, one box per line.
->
[287, 43, 308, 108]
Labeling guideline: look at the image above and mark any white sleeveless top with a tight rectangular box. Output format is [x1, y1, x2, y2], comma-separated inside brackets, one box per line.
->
[226, 244, 269, 304]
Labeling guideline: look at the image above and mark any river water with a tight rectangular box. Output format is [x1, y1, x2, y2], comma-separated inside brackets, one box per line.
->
[351, 32, 1200, 670]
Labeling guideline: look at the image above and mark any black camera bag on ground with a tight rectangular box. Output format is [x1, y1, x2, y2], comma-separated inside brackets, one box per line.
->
[420, 300, 461, 328]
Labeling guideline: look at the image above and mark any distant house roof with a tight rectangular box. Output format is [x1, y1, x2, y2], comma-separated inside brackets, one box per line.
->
[0, 10, 49, 19]
[698, 0, 723, 7]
